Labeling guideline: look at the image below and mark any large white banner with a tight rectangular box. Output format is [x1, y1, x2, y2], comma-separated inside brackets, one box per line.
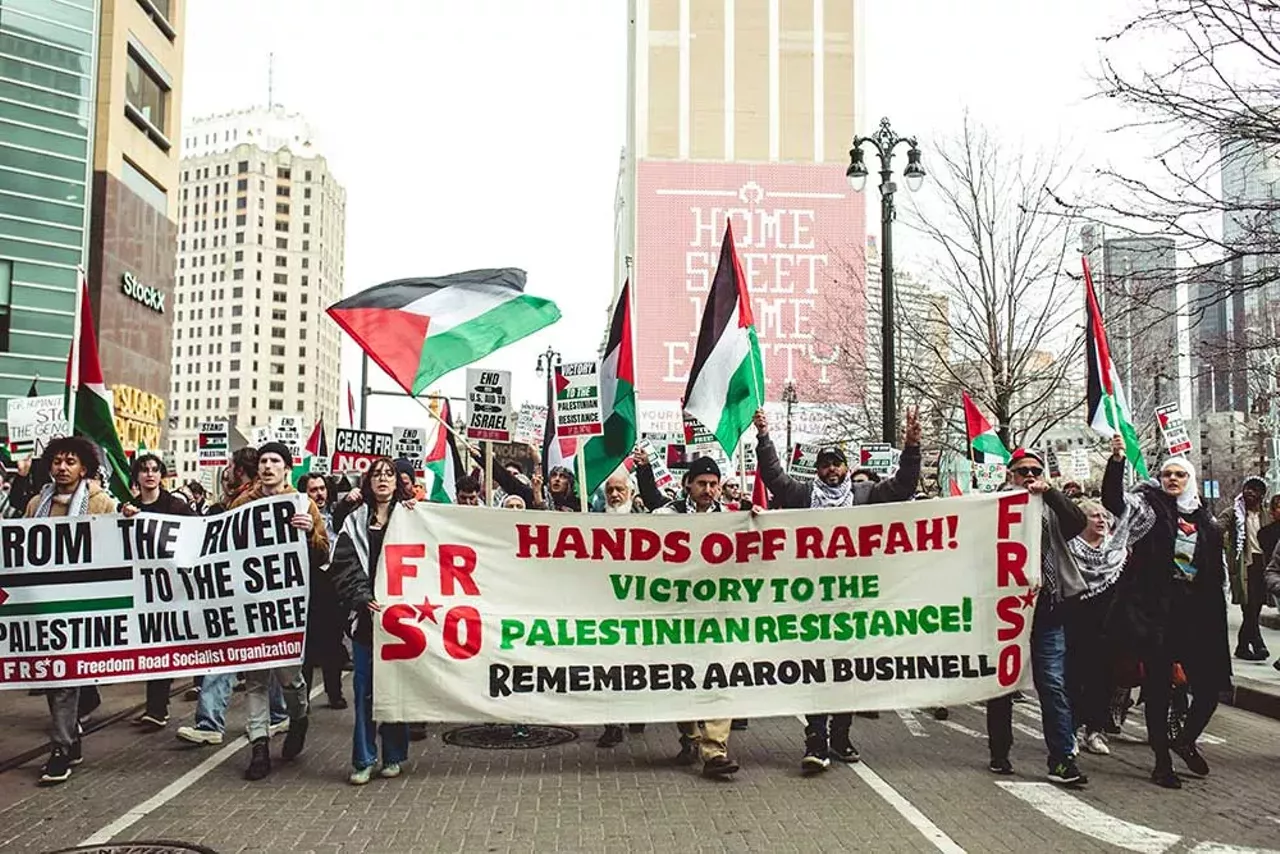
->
[373, 493, 1043, 724]
[0, 497, 310, 689]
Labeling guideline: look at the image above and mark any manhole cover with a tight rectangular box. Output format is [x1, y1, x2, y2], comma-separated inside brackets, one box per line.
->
[49, 844, 218, 854]
[442, 724, 578, 750]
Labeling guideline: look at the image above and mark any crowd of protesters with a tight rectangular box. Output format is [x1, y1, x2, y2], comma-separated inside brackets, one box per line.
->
[2, 412, 1274, 791]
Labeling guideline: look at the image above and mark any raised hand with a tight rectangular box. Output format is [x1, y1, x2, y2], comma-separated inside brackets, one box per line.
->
[903, 406, 922, 446]
[1110, 434, 1125, 460]
[753, 408, 769, 435]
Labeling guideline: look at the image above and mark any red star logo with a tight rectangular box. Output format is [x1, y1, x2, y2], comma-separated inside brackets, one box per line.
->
[414, 596, 440, 624]
[1019, 588, 1037, 610]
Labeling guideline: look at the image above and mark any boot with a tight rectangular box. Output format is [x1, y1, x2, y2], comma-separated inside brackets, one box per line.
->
[244, 738, 271, 781]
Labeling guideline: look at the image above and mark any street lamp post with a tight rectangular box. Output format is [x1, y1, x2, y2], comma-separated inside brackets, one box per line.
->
[782, 381, 798, 457]
[847, 117, 926, 444]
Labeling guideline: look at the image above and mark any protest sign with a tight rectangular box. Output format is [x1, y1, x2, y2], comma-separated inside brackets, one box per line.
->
[859, 443, 894, 474]
[333, 428, 393, 474]
[514, 403, 547, 446]
[465, 369, 514, 442]
[373, 493, 1042, 724]
[683, 413, 716, 447]
[1066, 450, 1091, 482]
[740, 441, 758, 477]
[198, 421, 229, 468]
[1155, 403, 1193, 456]
[637, 438, 675, 489]
[7, 395, 69, 456]
[271, 415, 305, 465]
[973, 462, 1006, 492]
[554, 362, 603, 438]
[251, 425, 271, 447]
[790, 443, 820, 480]
[0, 497, 310, 689]
[392, 426, 428, 474]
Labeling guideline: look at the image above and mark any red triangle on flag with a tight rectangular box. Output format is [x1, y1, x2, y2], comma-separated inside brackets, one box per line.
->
[554, 369, 571, 396]
[328, 307, 431, 395]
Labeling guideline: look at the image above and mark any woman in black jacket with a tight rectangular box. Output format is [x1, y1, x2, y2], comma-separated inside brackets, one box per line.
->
[329, 456, 414, 785]
[1101, 436, 1231, 789]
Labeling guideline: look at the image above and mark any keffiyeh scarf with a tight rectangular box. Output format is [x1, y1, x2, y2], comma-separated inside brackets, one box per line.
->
[31, 479, 91, 518]
[810, 477, 854, 509]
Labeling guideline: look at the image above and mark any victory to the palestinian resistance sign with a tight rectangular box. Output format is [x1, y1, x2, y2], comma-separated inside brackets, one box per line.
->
[372, 492, 1043, 723]
[0, 497, 310, 688]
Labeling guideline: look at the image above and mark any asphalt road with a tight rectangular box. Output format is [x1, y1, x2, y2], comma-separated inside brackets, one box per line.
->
[0, 682, 1277, 853]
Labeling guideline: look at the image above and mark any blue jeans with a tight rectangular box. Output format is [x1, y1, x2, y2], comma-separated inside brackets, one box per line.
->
[1031, 602, 1075, 763]
[194, 672, 288, 733]
[352, 641, 409, 770]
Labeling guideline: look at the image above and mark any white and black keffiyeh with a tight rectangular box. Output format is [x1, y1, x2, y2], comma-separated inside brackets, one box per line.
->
[810, 477, 854, 509]
[32, 479, 91, 518]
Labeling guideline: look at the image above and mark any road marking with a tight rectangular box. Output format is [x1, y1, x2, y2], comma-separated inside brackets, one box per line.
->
[1013, 703, 1043, 722]
[848, 761, 966, 853]
[997, 781, 1180, 853]
[1187, 844, 1280, 853]
[1012, 721, 1043, 740]
[937, 719, 985, 740]
[897, 710, 929, 737]
[80, 681, 329, 846]
[1124, 712, 1226, 745]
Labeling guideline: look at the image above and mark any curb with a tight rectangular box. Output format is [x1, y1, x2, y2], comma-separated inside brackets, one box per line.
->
[1226, 677, 1280, 722]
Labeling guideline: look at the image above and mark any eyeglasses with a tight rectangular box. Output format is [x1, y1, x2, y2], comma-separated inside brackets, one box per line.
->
[1160, 470, 1189, 480]
[370, 469, 396, 479]
[1011, 467, 1043, 477]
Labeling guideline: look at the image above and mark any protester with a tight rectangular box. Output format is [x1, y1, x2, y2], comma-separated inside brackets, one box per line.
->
[455, 474, 482, 506]
[752, 406, 922, 774]
[299, 472, 348, 710]
[26, 437, 117, 785]
[230, 442, 327, 780]
[595, 467, 646, 749]
[329, 457, 414, 784]
[1220, 475, 1271, 661]
[121, 453, 193, 731]
[986, 447, 1088, 785]
[185, 479, 208, 514]
[1102, 435, 1230, 789]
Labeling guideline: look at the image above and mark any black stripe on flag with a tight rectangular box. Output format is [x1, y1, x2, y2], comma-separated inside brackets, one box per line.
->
[328, 268, 528, 311]
[1, 565, 133, 588]
[684, 224, 744, 401]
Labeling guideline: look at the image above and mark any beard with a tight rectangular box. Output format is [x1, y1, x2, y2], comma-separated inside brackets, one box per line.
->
[604, 501, 631, 514]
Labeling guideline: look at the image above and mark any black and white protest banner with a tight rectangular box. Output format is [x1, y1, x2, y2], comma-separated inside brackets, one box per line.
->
[198, 421, 229, 469]
[271, 415, 305, 465]
[858, 443, 895, 474]
[466, 369, 514, 443]
[553, 362, 603, 438]
[1155, 403, 1193, 456]
[393, 426, 428, 475]
[0, 497, 310, 689]
[333, 428, 393, 474]
[6, 394, 69, 457]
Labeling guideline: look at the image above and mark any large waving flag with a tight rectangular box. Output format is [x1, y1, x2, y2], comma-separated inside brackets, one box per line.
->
[424, 399, 465, 503]
[1084, 256, 1149, 478]
[962, 391, 1010, 463]
[65, 270, 131, 503]
[580, 280, 637, 495]
[542, 368, 576, 476]
[327, 269, 561, 395]
[683, 224, 765, 458]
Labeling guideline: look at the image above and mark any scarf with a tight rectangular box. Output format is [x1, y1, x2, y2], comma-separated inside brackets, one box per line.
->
[1068, 506, 1148, 599]
[32, 480, 91, 518]
[810, 476, 854, 509]
[1231, 476, 1267, 562]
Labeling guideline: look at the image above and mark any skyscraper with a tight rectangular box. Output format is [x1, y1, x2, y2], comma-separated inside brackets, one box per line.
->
[617, 0, 866, 426]
[167, 106, 345, 479]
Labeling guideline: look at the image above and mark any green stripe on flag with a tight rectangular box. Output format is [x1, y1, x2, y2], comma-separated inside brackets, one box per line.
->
[412, 296, 561, 394]
[0, 596, 134, 617]
[711, 328, 764, 458]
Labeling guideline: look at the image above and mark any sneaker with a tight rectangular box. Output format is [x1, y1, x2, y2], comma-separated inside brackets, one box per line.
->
[512, 724, 531, 740]
[1170, 741, 1209, 778]
[348, 765, 373, 786]
[68, 740, 83, 766]
[268, 718, 290, 737]
[988, 758, 1014, 775]
[701, 755, 740, 778]
[244, 738, 271, 781]
[1256, 644, 1271, 659]
[674, 737, 697, 766]
[176, 726, 224, 746]
[281, 716, 309, 761]
[134, 712, 168, 730]
[1151, 766, 1181, 789]
[39, 747, 74, 785]
[1047, 758, 1087, 785]
[802, 737, 832, 775]
[328, 696, 349, 711]
[1082, 731, 1110, 756]
[1235, 644, 1266, 662]
[380, 762, 402, 778]
[829, 740, 861, 763]
[932, 707, 949, 721]
[596, 725, 624, 749]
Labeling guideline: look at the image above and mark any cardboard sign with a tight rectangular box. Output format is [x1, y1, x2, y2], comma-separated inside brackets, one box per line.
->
[332, 428, 393, 474]
[251, 425, 271, 447]
[683, 413, 716, 447]
[6, 395, 69, 456]
[1066, 449, 1091, 482]
[271, 415, 305, 465]
[740, 441, 758, 476]
[308, 457, 331, 476]
[973, 461, 1007, 492]
[790, 442, 821, 480]
[554, 361, 603, 438]
[515, 403, 547, 446]
[392, 426, 428, 473]
[465, 368, 514, 442]
[637, 438, 675, 489]
[1155, 403, 1193, 456]
[197, 421, 229, 468]
[859, 443, 895, 474]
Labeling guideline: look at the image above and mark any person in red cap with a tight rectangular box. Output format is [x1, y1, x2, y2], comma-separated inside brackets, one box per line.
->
[986, 447, 1088, 786]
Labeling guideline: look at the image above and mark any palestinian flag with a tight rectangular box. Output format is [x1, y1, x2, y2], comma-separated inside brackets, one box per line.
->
[0, 563, 133, 617]
[1084, 256, 1149, 478]
[962, 391, 1010, 463]
[327, 269, 561, 395]
[65, 270, 132, 503]
[295, 418, 328, 476]
[542, 369, 577, 476]
[580, 280, 637, 495]
[424, 399, 464, 503]
[683, 224, 765, 458]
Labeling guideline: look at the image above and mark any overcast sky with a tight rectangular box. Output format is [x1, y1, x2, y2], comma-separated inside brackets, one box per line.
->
[181, 0, 1147, 430]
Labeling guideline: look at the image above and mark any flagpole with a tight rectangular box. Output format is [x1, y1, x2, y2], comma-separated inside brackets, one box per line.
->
[410, 393, 476, 459]
[65, 267, 86, 427]
[484, 440, 494, 508]
[576, 437, 588, 512]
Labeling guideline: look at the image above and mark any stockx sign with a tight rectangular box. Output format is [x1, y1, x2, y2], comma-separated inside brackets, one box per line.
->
[121, 272, 165, 313]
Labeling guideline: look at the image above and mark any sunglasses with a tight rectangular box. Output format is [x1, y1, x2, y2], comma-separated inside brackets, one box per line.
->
[1011, 466, 1043, 477]
[1160, 470, 1189, 480]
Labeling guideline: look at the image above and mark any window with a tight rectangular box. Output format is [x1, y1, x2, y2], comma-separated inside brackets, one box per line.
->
[236, 214, 246, 226]
[229, 359, 240, 371]
[230, 323, 242, 335]
[236, 197, 247, 210]
[234, 250, 243, 262]
[301, 258, 309, 269]
[302, 223, 310, 234]
[126, 48, 170, 140]
[278, 167, 291, 180]
[269, 400, 284, 411]
[270, 363, 285, 375]
[271, 328, 286, 339]
[269, 381, 284, 393]
[237, 178, 248, 191]
[230, 341, 241, 354]
[232, 269, 244, 280]
[304, 187, 311, 199]
[275, 221, 288, 232]
[272, 309, 286, 321]
[270, 345, 286, 356]
[275, 237, 288, 250]
[275, 256, 287, 267]
[297, 383, 307, 394]
[272, 291, 288, 303]
[235, 231, 245, 244]
[238, 160, 249, 173]
[305, 170, 312, 181]
[277, 185, 290, 197]
[276, 203, 290, 215]
[270, 273, 285, 285]
[303, 205, 311, 216]
[231, 305, 242, 317]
